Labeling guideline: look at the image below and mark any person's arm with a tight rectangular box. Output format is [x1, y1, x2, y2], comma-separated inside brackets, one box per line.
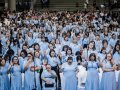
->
[24, 59, 31, 71]
[50, 70, 57, 78]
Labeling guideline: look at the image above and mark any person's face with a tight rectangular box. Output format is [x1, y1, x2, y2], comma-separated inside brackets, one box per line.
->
[13, 57, 18, 64]
[90, 56, 95, 61]
[21, 52, 25, 57]
[6, 40, 10, 45]
[64, 36, 68, 41]
[116, 45, 119, 51]
[112, 34, 116, 39]
[46, 65, 51, 71]
[67, 50, 72, 55]
[56, 39, 60, 44]
[73, 39, 77, 43]
[35, 52, 40, 58]
[50, 51, 55, 57]
[89, 43, 94, 49]
[35, 45, 39, 50]
[102, 49, 106, 54]
[103, 42, 108, 47]
[49, 44, 53, 49]
[23, 45, 27, 50]
[67, 59, 73, 65]
[1, 60, 5, 66]
[28, 54, 32, 60]
[107, 54, 112, 61]
[96, 36, 99, 40]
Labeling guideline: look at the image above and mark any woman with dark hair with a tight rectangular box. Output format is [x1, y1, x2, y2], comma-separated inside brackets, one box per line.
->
[112, 43, 120, 65]
[97, 47, 106, 62]
[84, 53, 101, 90]
[82, 41, 97, 61]
[10, 56, 22, 90]
[0, 58, 10, 90]
[61, 56, 78, 90]
[24, 52, 41, 90]
[100, 53, 116, 90]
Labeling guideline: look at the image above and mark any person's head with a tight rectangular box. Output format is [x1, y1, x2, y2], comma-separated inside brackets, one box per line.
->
[102, 40, 108, 48]
[27, 52, 33, 60]
[46, 64, 51, 72]
[88, 42, 94, 50]
[34, 51, 40, 58]
[42, 59, 48, 65]
[0, 59, 6, 66]
[105, 53, 112, 61]
[49, 49, 56, 57]
[64, 35, 68, 41]
[20, 50, 27, 58]
[12, 56, 19, 65]
[55, 38, 60, 44]
[67, 57, 73, 65]
[76, 56, 82, 65]
[113, 43, 120, 55]
[112, 33, 116, 39]
[22, 43, 28, 50]
[100, 47, 106, 54]
[89, 53, 96, 61]
[66, 47, 72, 55]
[48, 43, 54, 49]
[28, 32, 33, 37]
[72, 37, 77, 44]
[95, 34, 100, 40]
[4, 54, 10, 62]
[34, 43, 40, 50]
[62, 45, 69, 52]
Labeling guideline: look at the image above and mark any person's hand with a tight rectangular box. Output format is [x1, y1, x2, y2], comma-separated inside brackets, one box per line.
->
[30, 66, 35, 72]
[46, 81, 51, 84]
[28, 59, 32, 63]
[10, 62, 13, 66]
[112, 65, 117, 70]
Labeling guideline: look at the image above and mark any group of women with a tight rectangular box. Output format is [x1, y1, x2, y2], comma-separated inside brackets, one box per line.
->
[0, 9, 120, 90]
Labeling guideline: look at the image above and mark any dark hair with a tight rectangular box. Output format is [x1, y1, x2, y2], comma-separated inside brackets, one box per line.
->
[89, 53, 96, 61]
[76, 56, 82, 62]
[20, 50, 27, 57]
[49, 49, 56, 57]
[12, 56, 19, 65]
[62, 45, 69, 51]
[34, 43, 40, 50]
[102, 39, 108, 45]
[113, 43, 120, 55]
[100, 47, 106, 53]
[66, 47, 72, 55]
[105, 53, 113, 66]
[67, 56, 73, 61]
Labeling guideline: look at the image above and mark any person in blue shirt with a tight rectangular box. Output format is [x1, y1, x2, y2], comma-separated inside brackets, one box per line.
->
[10, 56, 22, 90]
[0, 58, 10, 90]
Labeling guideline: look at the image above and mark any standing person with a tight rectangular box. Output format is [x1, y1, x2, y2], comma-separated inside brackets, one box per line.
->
[100, 53, 116, 90]
[10, 56, 22, 90]
[24, 52, 41, 90]
[41, 64, 57, 90]
[61, 57, 78, 90]
[117, 51, 120, 90]
[84, 53, 101, 90]
[0, 58, 10, 90]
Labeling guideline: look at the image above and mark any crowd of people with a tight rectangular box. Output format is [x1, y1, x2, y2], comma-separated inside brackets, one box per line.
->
[0, 9, 120, 90]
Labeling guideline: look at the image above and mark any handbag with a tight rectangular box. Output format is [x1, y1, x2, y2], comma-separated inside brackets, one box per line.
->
[45, 83, 54, 87]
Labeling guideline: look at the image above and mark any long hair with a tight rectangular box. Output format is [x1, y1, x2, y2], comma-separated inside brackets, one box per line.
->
[89, 53, 96, 61]
[113, 43, 120, 55]
[105, 53, 114, 67]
